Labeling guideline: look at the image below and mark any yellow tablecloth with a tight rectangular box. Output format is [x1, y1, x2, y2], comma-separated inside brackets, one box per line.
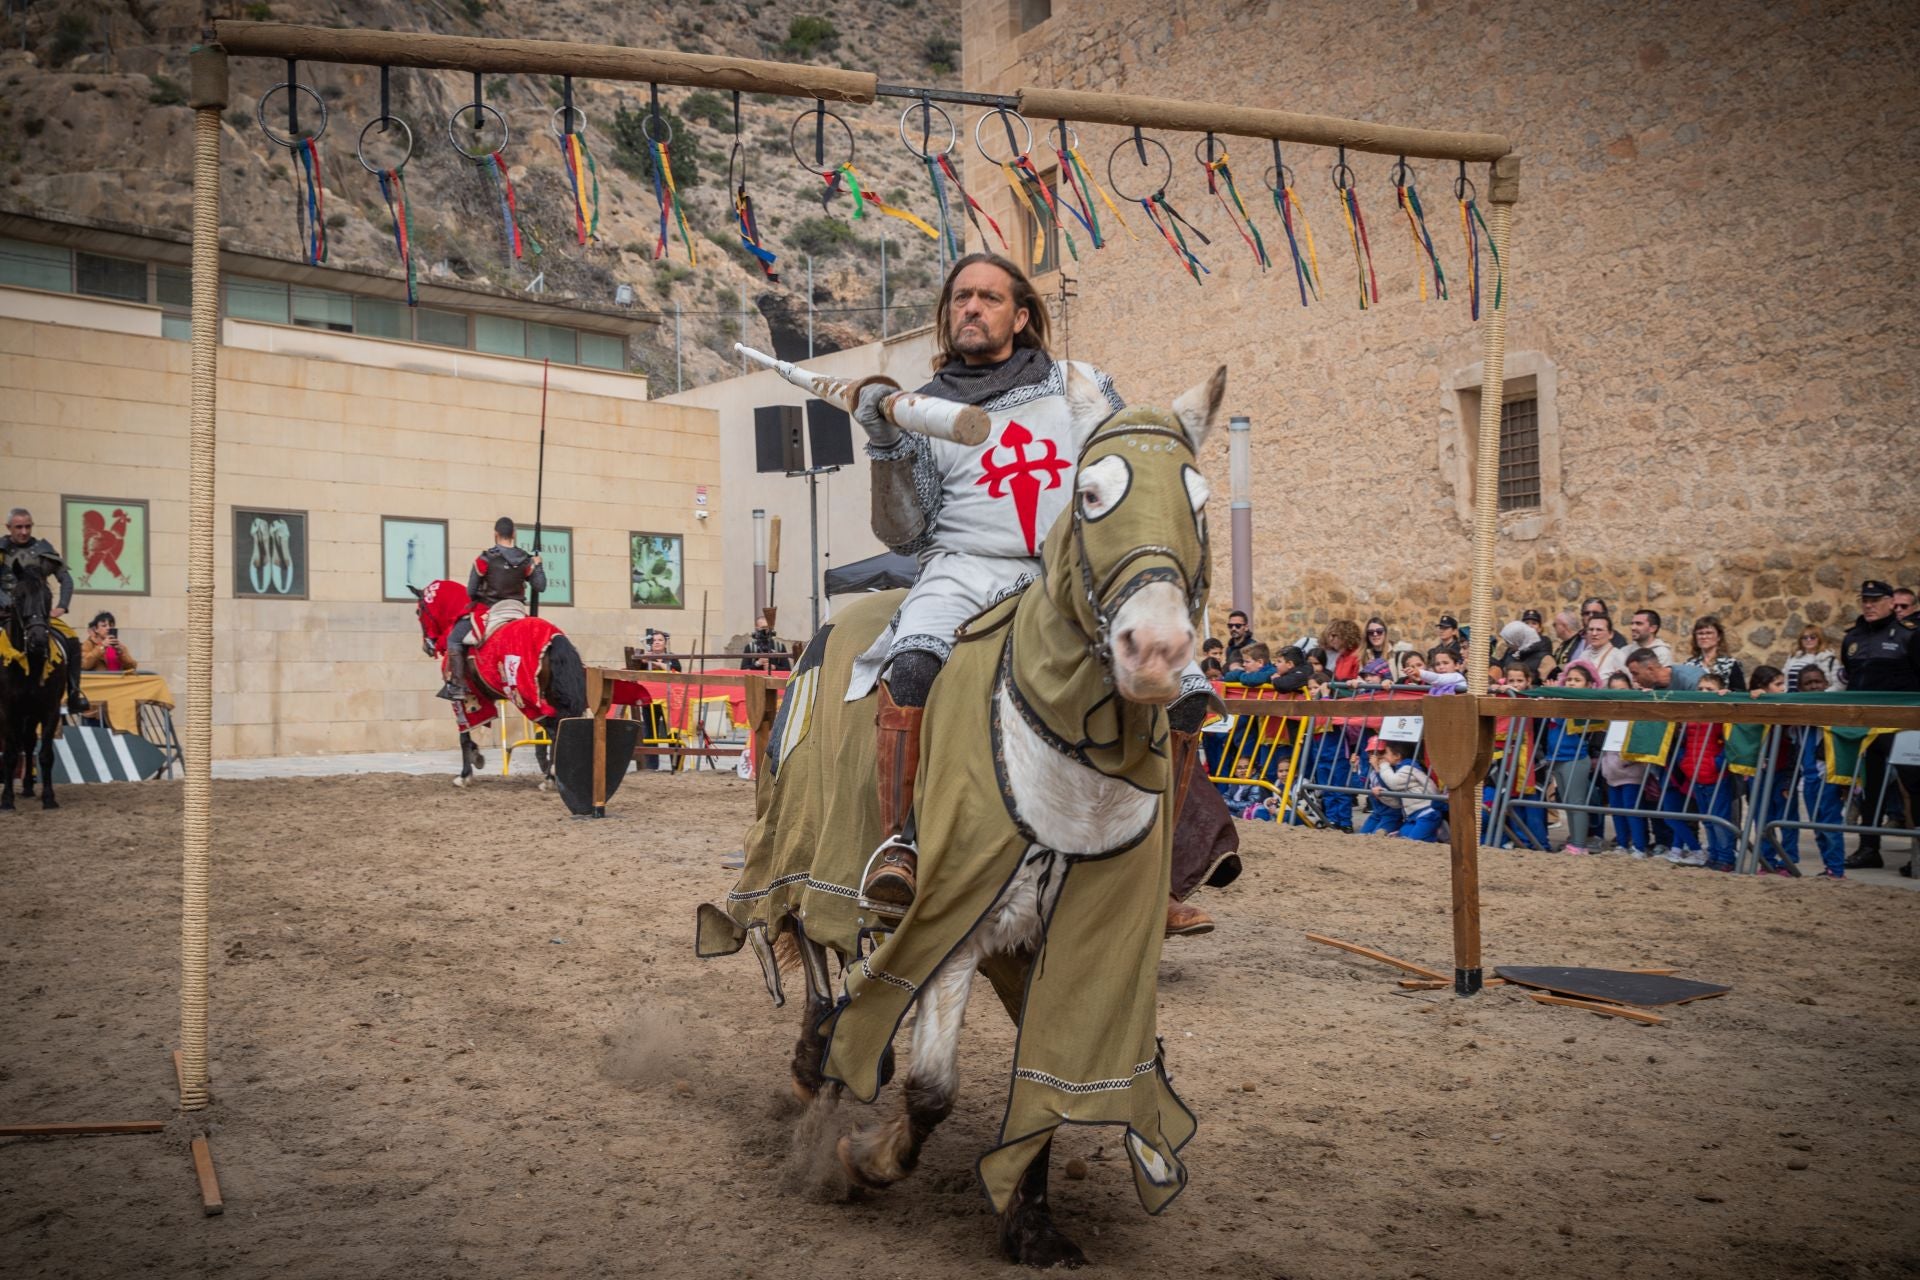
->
[80, 671, 176, 735]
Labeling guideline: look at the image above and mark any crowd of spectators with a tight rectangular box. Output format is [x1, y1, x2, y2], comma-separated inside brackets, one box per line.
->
[1201, 581, 1920, 875]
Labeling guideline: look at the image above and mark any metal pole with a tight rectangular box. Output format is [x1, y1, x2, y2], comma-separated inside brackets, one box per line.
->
[880, 233, 889, 340]
[530, 358, 549, 617]
[739, 296, 748, 374]
[1227, 413, 1252, 617]
[752, 507, 768, 617]
[806, 254, 815, 358]
[808, 471, 821, 632]
[674, 302, 682, 392]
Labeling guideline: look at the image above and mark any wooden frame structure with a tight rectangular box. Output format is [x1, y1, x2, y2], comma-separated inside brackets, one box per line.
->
[174, 19, 1524, 1143]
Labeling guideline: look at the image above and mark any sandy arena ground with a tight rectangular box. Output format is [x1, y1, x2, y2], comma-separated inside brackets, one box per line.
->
[3, 770, 1918, 1279]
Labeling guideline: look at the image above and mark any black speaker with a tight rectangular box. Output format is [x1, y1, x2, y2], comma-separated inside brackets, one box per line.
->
[754, 404, 805, 474]
[806, 397, 855, 469]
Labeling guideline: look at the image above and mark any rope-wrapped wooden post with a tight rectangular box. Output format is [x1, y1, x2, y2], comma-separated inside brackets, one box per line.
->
[1450, 153, 1519, 997]
[180, 42, 227, 1110]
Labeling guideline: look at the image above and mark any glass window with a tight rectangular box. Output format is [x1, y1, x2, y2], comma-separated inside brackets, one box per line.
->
[290, 285, 354, 331]
[526, 322, 576, 364]
[578, 331, 625, 370]
[226, 277, 288, 323]
[155, 266, 192, 309]
[0, 238, 73, 292]
[1017, 0, 1052, 32]
[354, 296, 408, 340]
[474, 314, 525, 357]
[162, 313, 192, 342]
[1498, 397, 1542, 512]
[415, 308, 469, 348]
[75, 252, 148, 302]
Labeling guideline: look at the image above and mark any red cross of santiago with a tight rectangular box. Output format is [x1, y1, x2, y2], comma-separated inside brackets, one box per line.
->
[976, 420, 1071, 555]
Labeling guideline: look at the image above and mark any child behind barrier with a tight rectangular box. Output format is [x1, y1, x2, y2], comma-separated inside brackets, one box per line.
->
[1788, 667, 1848, 877]
[1660, 672, 1735, 869]
[1598, 669, 1653, 857]
[1540, 660, 1601, 854]
[1373, 738, 1445, 841]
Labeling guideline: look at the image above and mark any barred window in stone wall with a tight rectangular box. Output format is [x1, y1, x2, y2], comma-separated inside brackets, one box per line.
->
[1017, 0, 1052, 33]
[1498, 397, 1542, 511]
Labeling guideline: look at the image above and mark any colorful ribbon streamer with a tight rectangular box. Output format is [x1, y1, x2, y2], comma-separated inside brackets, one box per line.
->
[1336, 182, 1379, 310]
[481, 150, 525, 263]
[734, 184, 778, 280]
[652, 140, 696, 264]
[935, 152, 1008, 251]
[1202, 148, 1269, 269]
[1069, 145, 1134, 242]
[921, 154, 964, 260]
[1000, 156, 1080, 263]
[1458, 188, 1502, 320]
[1142, 192, 1210, 283]
[292, 137, 327, 265]
[557, 130, 600, 245]
[376, 167, 416, 305]
[1395, 171, 1447, 301]
[1271, 181, 1320, 307]
[826, 163, 938, 240]
[1053, 144, 1103, 249]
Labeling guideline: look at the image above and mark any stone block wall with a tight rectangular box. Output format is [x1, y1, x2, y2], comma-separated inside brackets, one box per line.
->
[960, 0, 1920, 670]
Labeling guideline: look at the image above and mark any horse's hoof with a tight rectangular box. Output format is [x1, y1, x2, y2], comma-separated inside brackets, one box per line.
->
[453, 774, 469, 788]
[41, 797, 58, 810]
[1000, 1206, 1088, 1269]
[538, 778, 552, 793]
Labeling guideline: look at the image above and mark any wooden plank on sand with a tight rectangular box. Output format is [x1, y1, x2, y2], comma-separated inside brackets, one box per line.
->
[1306, 933, 1447, 982]
[1528, 993, 1666, 1025]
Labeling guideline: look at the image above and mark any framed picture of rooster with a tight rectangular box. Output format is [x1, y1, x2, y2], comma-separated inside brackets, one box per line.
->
[232, 507, 309, 599]
[61, 496, 150, 596]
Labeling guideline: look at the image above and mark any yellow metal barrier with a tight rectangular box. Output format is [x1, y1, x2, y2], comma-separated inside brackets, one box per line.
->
[500, 710, 551, 776]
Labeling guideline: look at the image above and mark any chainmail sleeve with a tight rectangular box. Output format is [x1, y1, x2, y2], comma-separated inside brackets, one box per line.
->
[866, 430, 944, 557]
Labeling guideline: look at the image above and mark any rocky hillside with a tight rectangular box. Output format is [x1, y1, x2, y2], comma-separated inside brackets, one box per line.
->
[0, 0, 962, 389]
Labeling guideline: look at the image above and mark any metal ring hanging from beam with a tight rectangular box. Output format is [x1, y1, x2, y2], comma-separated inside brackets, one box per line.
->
[898, 100, 956, 160]
[973, 106, 1033, 165]
[788, 102, 852, 176]
[256, 81, 327, 148]
[448, 101, 509, 159]
[355, 114, 413, 174]
[1105, 132, 1173, 202]
[551, 104, 588, 140]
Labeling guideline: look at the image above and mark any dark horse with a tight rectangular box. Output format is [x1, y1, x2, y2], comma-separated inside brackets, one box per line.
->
[410, 579, 587, 787]
[1, 563, 70, 811]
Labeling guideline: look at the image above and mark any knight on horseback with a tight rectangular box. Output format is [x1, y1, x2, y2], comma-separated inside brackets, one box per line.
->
[849, 254, 1215, 934]
[2, 508, 89, 715]
[439, 517, 545, 702]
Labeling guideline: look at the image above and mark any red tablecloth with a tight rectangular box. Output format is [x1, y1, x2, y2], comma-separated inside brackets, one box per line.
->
[609, 667, 761, 728]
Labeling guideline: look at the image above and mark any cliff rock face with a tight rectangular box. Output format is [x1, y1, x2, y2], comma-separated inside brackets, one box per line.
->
[0, 0, 960, 389]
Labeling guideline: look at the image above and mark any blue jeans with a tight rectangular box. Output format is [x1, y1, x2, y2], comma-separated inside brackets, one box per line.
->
[1397, 805, 1446, 842]
[1753, 773, 1800, 868]
[1484, 784, 1550, 849]
[1801, 775, 1846, 875]
[1605, 782, 1648, 851]
[1659, 774, 1734, 864]
[1360, 804, 1403, 836]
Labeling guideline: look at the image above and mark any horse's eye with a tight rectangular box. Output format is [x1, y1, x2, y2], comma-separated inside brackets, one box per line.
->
[1076, 454, 1131, 521]
[1182, 466, 1210, 513]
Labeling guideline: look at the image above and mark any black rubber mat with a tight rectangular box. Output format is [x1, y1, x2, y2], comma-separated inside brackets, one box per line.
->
[1494, 966, 1730, 1008]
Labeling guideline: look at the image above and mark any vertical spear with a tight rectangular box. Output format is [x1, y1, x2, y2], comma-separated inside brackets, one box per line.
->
[530, 357, 549, 616]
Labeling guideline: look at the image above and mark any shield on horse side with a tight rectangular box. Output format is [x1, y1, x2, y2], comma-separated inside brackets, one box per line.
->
[550, 715, 642, 816]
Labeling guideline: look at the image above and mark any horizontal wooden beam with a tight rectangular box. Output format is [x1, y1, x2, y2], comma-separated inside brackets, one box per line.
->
[0, 1120, 166, 1136]
[212, 22, 878, 104]
[1018, 86, 1511, 163]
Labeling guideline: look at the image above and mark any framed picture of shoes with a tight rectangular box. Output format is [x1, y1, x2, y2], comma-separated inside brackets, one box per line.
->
[62, 495, 150, 596]
[232, 507, 309, 599]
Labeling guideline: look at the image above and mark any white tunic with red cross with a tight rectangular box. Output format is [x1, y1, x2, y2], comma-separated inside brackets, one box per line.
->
[846, 359, 1122, 700]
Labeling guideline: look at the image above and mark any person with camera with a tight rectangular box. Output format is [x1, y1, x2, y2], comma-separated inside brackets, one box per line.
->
[80, 610, 137, 672]
[743, 614, 790, 674]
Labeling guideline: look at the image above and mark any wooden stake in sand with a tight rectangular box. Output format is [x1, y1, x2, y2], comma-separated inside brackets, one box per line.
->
[1527, 993, 1666, 1026]
[1305, 933, 1447, 982]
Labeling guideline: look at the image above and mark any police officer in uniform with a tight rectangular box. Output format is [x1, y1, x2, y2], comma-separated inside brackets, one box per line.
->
[1840, 579, 1920, 871]
[2, 507, 90, 713]
[438, 517, 546, 701]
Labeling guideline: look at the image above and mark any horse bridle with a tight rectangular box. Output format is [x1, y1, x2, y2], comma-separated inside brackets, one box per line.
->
[1068, 422, 1211, 665]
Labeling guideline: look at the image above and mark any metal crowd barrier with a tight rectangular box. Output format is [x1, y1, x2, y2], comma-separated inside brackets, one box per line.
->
[1208, 683, 1920, 873]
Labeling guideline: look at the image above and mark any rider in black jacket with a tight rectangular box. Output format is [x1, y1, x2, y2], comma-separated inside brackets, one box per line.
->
[2, 508, 89, 712]
[439, 517, 547, 701]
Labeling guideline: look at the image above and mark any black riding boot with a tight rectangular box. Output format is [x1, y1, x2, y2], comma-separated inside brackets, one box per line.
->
[62, 635, 89, 713]
[438, 643, 467, 701]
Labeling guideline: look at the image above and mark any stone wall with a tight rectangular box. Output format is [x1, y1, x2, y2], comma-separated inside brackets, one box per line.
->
[960, 0, 1920, 669]
[4, 299, 721, 756]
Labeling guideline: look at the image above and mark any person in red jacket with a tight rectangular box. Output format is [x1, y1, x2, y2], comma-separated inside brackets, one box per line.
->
[1659, 672, 1736, 869]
